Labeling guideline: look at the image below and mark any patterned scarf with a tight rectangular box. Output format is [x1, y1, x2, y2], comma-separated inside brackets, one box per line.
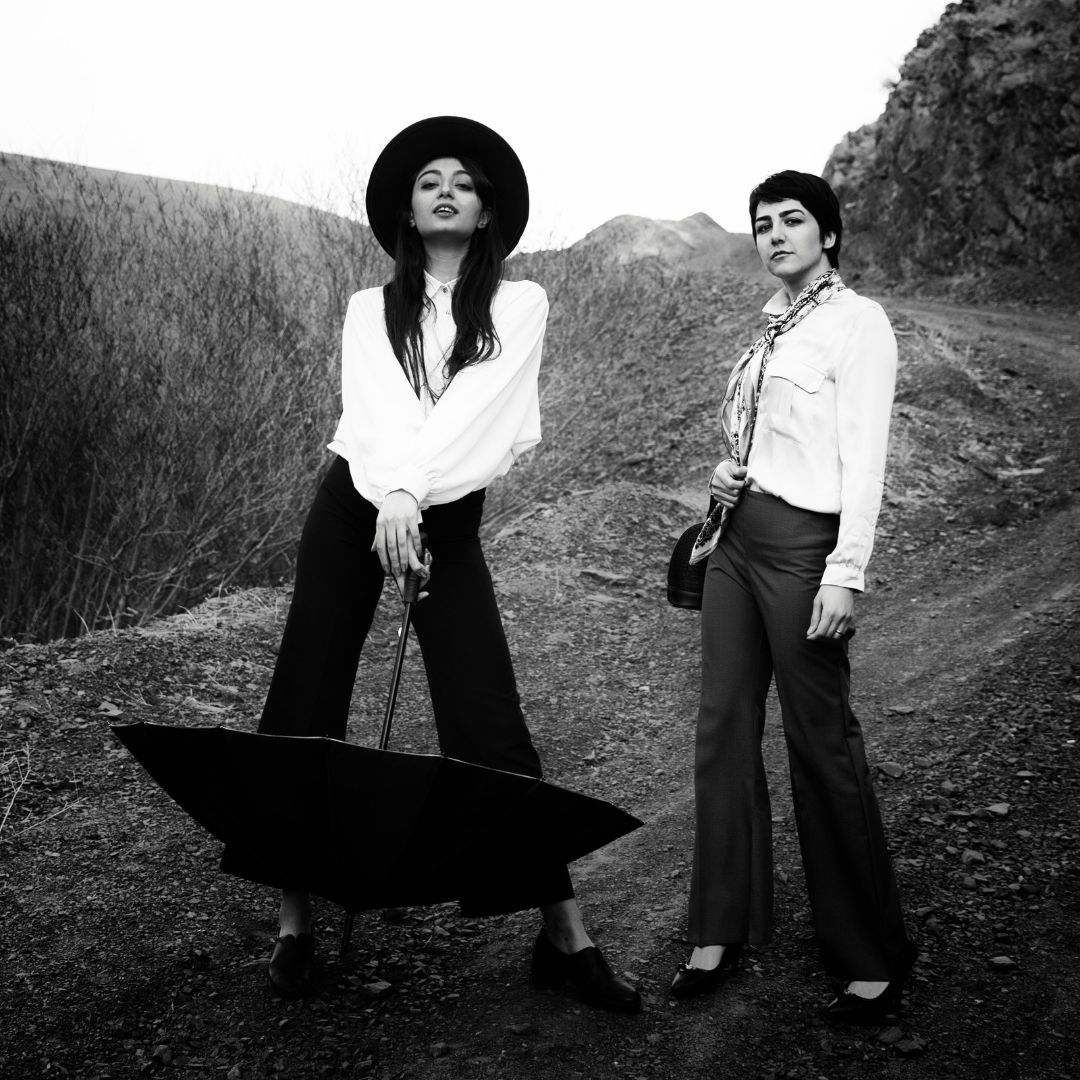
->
[689, 269, 847, 564]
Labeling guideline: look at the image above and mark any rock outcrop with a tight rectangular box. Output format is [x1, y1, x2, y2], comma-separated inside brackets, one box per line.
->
[824, 0, 1080, 304]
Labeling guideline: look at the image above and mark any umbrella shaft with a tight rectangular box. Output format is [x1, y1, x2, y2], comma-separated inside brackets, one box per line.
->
[380, 603, 413, 750]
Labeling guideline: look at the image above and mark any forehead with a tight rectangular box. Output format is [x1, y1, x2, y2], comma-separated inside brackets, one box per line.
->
[754, 198, 810, 219]
[414, 156, 469, 179]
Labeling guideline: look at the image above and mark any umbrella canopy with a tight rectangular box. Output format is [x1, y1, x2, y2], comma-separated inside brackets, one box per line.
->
[111, 721, 642, 913]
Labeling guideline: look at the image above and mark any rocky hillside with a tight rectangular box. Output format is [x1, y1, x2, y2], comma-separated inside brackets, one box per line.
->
[823, 0, 1080, 305]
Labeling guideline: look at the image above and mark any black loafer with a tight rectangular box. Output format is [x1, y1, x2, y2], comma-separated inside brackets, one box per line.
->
[530, 929, 642, 1014]
[823, 980, 904, 1024]
[268, 932, 316, 999]
[670, 943, 743, 999]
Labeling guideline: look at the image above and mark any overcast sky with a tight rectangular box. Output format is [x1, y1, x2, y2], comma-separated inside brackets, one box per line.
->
[2, 0, 950, 249]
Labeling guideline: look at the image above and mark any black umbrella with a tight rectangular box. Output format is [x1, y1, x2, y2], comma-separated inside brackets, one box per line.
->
[112, 560, 642, 953]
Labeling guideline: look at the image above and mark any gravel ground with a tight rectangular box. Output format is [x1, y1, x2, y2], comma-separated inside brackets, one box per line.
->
[1, 298, 1078, 1079]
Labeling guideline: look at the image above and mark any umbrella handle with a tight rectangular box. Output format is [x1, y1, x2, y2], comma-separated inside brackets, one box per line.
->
[400, 529, 429, 603]
[401, 566, 424, 604]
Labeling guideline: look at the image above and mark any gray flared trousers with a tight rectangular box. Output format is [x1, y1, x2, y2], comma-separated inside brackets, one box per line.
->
[689, 491, 912, 981]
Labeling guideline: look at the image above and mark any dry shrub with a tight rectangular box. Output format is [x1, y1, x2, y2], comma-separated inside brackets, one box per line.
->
[0, 155, 762, 640]
[0, 156, 386, 640]
[490, 247, 764, 527]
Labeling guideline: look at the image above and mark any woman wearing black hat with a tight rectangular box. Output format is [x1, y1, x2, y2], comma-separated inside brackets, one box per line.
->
[670, 171, 914, 1022]
[228, 116, 639, 1014]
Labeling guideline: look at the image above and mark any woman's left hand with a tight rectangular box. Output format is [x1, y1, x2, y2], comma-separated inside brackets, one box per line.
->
[806, 584, 855, 641]
[373, 489, 425, 579]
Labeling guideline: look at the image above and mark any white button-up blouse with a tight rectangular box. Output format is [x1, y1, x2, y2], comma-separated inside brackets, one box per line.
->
[328, 272, 547, 509]
[746, 286, 898, 592]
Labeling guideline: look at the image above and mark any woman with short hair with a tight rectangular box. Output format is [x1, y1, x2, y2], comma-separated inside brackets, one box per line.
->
[671, 170, 914, 1023]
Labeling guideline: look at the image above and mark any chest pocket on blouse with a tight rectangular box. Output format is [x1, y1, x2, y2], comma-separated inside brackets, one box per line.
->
[761, 358, 829, 443]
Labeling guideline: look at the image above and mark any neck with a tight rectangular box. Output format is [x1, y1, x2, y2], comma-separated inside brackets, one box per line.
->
[423, 239, 470, 283]
[782, 259, 834, 302]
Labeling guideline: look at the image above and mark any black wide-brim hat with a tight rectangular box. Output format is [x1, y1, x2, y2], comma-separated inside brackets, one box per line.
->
[365, 115, 529, 257]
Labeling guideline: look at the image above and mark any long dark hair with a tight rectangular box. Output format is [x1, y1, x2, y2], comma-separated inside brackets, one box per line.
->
[383, 155, 507, 400]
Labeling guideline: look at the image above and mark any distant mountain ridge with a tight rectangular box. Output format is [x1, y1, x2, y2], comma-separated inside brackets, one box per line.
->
[570, 211, 772, 282]
[824, 0, 1080, 305]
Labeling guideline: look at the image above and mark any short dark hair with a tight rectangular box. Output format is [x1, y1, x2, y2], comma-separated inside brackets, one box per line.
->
[749, 171, 843, 269]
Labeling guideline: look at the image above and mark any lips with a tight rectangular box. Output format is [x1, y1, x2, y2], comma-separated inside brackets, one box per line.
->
[433, 204, 457, 216]
[771, 250, 792, 260]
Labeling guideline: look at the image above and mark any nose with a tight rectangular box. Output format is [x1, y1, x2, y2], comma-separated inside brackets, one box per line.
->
[439, 179, 453, 197]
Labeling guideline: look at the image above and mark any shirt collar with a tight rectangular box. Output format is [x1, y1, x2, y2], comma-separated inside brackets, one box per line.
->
[762, 287, 790, 317]
[762, 270, 845, 317]
[424, 271, 458, 300]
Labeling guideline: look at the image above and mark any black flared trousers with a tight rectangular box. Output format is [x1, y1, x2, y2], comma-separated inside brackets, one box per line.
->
[689, 491, 912, 980]
[223, 455, 573, 914]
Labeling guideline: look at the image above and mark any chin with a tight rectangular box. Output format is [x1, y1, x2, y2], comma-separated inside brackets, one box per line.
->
[419, 225, 471, 243]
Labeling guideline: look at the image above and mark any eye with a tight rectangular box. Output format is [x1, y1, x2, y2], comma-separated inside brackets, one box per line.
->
[755, 222, 770, 235]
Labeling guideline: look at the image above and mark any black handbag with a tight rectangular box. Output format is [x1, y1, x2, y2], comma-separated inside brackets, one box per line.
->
[666, 499, 717, 610]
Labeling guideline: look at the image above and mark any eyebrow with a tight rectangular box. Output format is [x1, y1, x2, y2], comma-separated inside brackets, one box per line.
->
[417, 168, 472, 182]
[754, 208, 805, 224]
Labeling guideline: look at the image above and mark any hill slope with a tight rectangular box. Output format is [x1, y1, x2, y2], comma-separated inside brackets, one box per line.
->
[0, 151, 384, 257]
[0, 152, 389, 640]
[0, 148, 773, 640]
[0, 293, 1077, 1079]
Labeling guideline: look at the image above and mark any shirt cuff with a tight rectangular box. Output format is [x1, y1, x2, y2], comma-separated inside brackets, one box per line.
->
[821, 563, 865, 592]
[389, 468, 431, 507]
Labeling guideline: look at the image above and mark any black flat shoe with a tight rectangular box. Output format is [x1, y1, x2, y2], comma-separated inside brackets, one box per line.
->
[670, 943, 743, 999]
[823, 979, 904, 1025]
[268, 932, 316, 999]
[530, 929, 642, 1014]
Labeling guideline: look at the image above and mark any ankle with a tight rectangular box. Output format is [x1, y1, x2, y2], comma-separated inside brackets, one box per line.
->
[279, 922, 313, 939]
[689, 944, 728, 971]
[539, 900, 593, 954]
[278, 890, 313, 938]
[846, 979, 889, 999]
[542, 924, 593, 954]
